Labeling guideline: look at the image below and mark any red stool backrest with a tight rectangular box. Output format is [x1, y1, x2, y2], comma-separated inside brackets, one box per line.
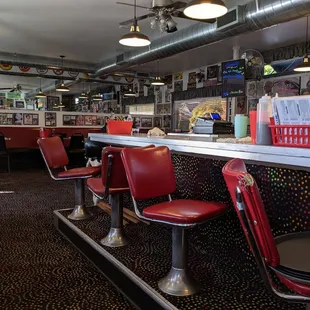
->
[102, 146, 129, 190]
[222, 158, 280, 267]
[38, 136, 69, 169]
[121, 146, 176, 200]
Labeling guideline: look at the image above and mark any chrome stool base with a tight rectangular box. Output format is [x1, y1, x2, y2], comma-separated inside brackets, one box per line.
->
[68, 205, 92, 220]
[158, 267, 199, 296]
[100, 228, 129, 247]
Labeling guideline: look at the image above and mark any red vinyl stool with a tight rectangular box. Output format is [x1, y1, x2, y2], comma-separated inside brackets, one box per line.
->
[87, 147, 130, 247]
[121, 146, 227, 296]
[38, 137, 101, 220]
[223, 158, 310, 309]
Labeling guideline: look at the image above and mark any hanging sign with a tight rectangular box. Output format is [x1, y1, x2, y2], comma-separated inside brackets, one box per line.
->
[7, 92, 23, 99]
[53, 69, 64, 75]
[0, 64, 13, 71]
[19, 66, 31, 72]
[68, 71, 79, 78]
[36, 68, 48, 75]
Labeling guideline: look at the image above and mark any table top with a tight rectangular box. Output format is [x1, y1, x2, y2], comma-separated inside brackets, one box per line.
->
[89, 133, 310, 170]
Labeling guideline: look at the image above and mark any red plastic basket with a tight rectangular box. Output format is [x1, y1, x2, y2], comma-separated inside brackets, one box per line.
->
[269, 123, 310, 148]
[106, 120, 133, 135]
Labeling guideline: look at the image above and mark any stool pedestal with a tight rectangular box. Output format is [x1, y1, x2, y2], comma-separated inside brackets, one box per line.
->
[68, 179, 92, 220]
[158, 227, 199, 296]
[100, 194, 129, 247]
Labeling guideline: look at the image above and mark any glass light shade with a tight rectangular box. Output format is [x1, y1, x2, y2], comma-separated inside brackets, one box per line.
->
[124, 89, 136, 97]
[56, 82, 70, 92]
[294, 57, 310, 72]
[184, 0, 228, 19]
[92, 94, 102, 101]
[119, 25, 151, 47]
[151, 76, 165, 86]
[79, 92, 88, 99]
[35, 89, 47, 98]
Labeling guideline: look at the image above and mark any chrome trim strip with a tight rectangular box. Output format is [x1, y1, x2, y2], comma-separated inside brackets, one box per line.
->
[54, 209, 178, 310]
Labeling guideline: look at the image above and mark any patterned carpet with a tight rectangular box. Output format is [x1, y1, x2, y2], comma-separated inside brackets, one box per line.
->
[0, 169, 135, 310]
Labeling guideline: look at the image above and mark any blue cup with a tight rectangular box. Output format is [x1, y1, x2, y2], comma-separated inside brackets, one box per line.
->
[234, 114, 248, 138]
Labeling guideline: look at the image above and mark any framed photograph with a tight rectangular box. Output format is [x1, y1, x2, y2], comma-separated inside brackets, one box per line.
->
[141, 117, 153, 128]
[207, 65, 218, 79]
[187, 72, 196, 89]
[84, 115, 93, 126]
[47, 96, 60, 110]
[15, 100, 26, 109]
[23, 113, 39, 125]
[91, 115, 97, 126]
[153, 116, 162, 128]
[163, 115, 172, 128]
[3, 113, 13, 125]
[0, 113, 8, 125]
[133, 117, 141, 128]
[236, 96, 247, 114]
[63, 115, 71, 126]
[45, 112, 56, 127]
[76, 115, 84, 126]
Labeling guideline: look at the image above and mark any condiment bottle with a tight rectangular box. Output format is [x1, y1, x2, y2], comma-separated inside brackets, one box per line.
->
[256, 94, 273, 145]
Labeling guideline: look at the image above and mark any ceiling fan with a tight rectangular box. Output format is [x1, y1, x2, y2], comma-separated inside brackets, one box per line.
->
[117, 0, 216, 33]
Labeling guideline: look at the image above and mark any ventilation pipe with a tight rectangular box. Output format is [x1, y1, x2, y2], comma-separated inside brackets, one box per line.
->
[92, 0, 310, 77]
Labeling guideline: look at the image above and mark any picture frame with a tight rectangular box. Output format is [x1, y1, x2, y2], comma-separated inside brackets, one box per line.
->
[153, 116, 162, 128]
[47, 96, 60, 110]
[0, 113, 13, 125]
[15, 100, 26, 109]
[45, 112, 57, 127]
[141, 117, 153, 128]
[23, 113, 39, 126]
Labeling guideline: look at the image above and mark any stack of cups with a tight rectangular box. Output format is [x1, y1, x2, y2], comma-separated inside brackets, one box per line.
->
[234, 114, 248, 138]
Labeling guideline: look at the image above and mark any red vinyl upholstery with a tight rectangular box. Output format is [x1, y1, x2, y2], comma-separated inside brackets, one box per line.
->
[38, 136, 69, 169]
[222, 158, 280, 267]
[121, 146, 176, 200]
[276, 274, 310, 296]
[143, 200, 227, 224]
[87, 178, 128, 197]
[58, 166, 101, 179]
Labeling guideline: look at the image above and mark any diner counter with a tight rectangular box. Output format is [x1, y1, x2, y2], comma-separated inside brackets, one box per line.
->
[89, 133, 310, 170]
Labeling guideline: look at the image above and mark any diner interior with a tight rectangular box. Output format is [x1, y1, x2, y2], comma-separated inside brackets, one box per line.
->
[2, 0, 310, 309]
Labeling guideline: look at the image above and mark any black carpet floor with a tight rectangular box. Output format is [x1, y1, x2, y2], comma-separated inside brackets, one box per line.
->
[0, 168, 135, 310]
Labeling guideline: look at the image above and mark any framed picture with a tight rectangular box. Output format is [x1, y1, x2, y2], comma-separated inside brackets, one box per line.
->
[133, 117, 141, 128]
[163, 115, 172, 128]
[84, 115, 93, 126]
[207, 65, 218, 79]
[0, 113, 13, 125]
[13, 113, 23, 125]
[153, 116, 162, 128]
[15, 100, 25, 109]
[45, 112, 56, 127]
[141, 117, 153, 128]
[47, 96, 60, 110]
[63, 115, 71, 126]
[23, 113, 39, 125]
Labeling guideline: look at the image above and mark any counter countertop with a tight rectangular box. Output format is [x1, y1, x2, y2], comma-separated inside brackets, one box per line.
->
[88, 133, 310, 169]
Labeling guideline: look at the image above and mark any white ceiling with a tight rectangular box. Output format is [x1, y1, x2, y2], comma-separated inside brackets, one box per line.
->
[0, 0, 307, 92]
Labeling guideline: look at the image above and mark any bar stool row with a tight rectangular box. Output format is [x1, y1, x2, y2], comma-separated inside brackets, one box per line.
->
[38, 136, 310, 308]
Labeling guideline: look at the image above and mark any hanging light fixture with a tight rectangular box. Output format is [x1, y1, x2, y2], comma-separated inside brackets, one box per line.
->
[56, 56, 70, 92]
[294, 17, 310, 72]
[119, 0, 151, 47]
[35, 78, 47, 98]
[184, 0, 227, 19]
[151, 60, 165, 86]
[79, 82, 88, 98]
[124, 87, 136, 97]
[92, 93, 102, 101]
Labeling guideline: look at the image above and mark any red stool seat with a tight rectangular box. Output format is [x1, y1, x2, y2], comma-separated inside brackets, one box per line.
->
[58, 166, 101, 179]
[143, 200, 227, 224]
[87, 177, 129, 197]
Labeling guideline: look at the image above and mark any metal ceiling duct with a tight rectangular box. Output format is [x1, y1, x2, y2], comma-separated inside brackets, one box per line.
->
[92, 0, 310, 77]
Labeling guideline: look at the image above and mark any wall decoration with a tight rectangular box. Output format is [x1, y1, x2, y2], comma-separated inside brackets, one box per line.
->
[153, 116, 162, 128]
[207, 65, 218, 79]
[263, 80, 274, 96]
[63, 115, 73, 126]
[164, 87, 172, 103]
[272, 77, 300, 97]
[156, 103, 171, 115]
[187, 72, 196, 89]
[247, 81, 258, 99]
[248, 98, 259, 111]
[6, 99, 14, 108]
[47, 96, 60, 110]
[196, 68, 205, 88]
[91, 115, 97, 126]
[13, 113, 23, 125]
[204, 79, 217, 87]
[174, 80, 183, 92]
[163, 115, 172, 128]
[23, 113, 39, 125]
[75, 115, 84, 126]
[174, 72, 183, 81]
[155, 87, 163, 104]
[133, 117, 141, 128]
[18, 66, 30, 73]
[45, 112, 56, 127]
[141, 117, 153, 128]
[36, 68, 48, 75]
[53, 69, 64, 76]
[84, 115, 93, 126]
[0, 96, 5, 108]
[15, 100, 25, 109]
[0, 64, 13, 71]
[147, 85, 154, 96]
[0, 113, 13, 125]
[68, 71, 79, 78]
[235, 96, 247, 114]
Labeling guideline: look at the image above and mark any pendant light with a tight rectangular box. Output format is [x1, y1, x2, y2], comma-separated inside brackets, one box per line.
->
[124, 87, 136, 97]
[184, 0, 227, 19]
[151, 61, 165, 86]
[79, 82, 88, 98]
[35, 78, 47, 98]
[294, 17, 310, 72]
[119, 0, 151, 47]
[56, 56, 70, 92]
[92, 93, 102, 101]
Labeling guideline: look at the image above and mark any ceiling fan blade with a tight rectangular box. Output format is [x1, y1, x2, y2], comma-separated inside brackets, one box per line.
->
[167, 1, 187, 10]
[119, 13, 156, 26]
[172, 11, 216, 23]
[116, 2, 151, 10]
